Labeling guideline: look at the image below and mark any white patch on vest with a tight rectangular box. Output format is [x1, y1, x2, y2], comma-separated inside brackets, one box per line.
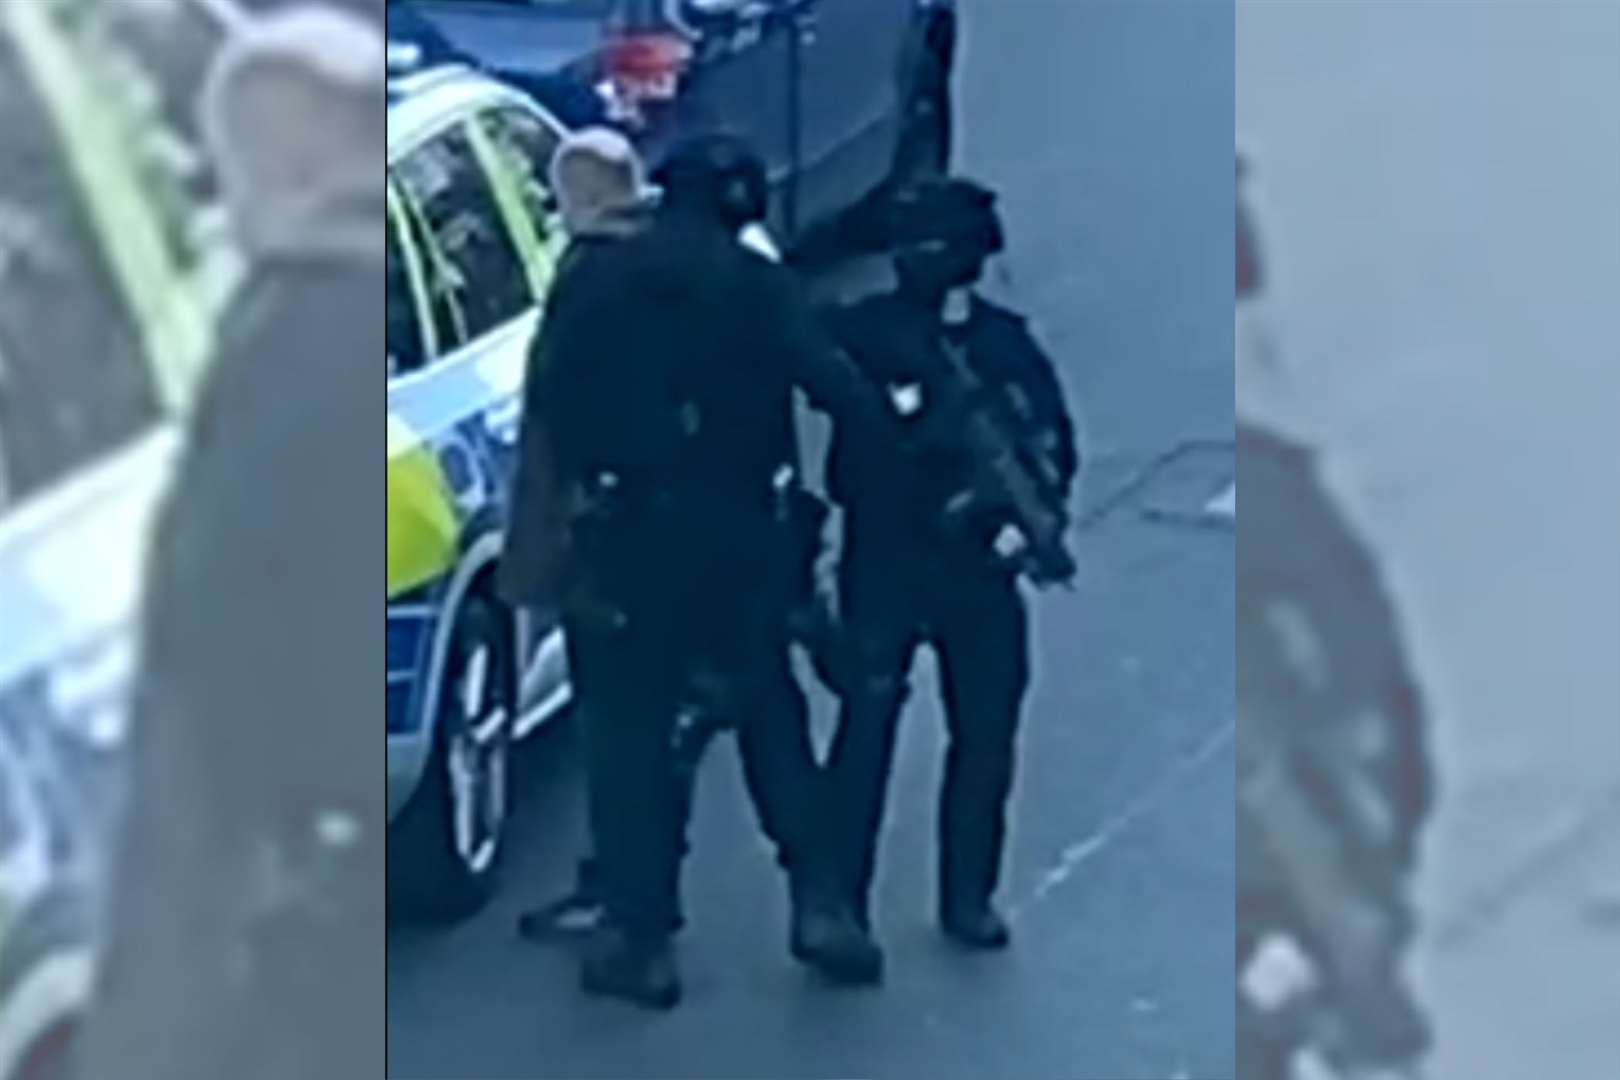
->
[993, 524, 1028, 560]
[1241, 932, 1317, 1011]
[889, 382, 924, 417]
[738, 223, 781, 263]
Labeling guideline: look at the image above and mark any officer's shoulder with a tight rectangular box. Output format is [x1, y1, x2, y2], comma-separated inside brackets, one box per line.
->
[970, 297, 1054, 375]
[971, 295, 1037, 337]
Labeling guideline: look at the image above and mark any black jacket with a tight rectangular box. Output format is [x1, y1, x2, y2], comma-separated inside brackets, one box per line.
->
[826, 291, 1078, 551]
[504, 207, 878, 617]
[500, 206, 653, 610]
[81, 254, 381, 1080]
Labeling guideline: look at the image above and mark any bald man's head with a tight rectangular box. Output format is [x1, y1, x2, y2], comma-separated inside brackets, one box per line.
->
[200, 4, 382, 260]
[549, 128, 649, 238]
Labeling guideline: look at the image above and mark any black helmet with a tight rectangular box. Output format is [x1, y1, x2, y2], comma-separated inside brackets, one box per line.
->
[653, 133, 769, 231]
[885, 178, 1005, 294]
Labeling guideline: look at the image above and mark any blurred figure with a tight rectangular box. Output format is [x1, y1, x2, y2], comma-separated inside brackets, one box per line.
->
[1235, 153, 1435, 1080]
[819, 178, 1078, 959]
[77, 7, 383, 1080]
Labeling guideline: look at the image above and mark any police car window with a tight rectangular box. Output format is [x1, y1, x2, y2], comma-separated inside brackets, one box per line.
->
[386, 212, 427, 378]
[481, 107, 563, 246]
[391, 124, 530, 353]
[392, 181, 462, 356]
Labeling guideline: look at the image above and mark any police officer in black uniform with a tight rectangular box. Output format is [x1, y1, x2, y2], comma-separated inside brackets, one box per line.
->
[822, 179, 1078, 959]
[523, 133, 883, 1008]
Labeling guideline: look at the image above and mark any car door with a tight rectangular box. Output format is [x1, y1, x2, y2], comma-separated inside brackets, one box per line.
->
[468, 101, 575, 731]
[791, 0, 915, 226]
[387, 100, 569, 741]
[387, 115, 537, 744]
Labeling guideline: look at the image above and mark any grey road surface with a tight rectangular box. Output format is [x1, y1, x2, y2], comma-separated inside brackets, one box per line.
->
[1239, 2, 1620, 1076]
[388, 3, 1236, 1077]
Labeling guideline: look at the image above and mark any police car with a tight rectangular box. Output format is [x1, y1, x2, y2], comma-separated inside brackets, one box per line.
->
[385, 63, 577, 919]
[0, 0, 237, 1073]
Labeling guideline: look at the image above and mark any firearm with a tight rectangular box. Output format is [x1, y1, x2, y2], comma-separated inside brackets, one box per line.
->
[925, 334, 1076, 587]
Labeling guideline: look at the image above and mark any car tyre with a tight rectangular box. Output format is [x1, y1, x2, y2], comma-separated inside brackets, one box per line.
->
[388, 593, 514, 923]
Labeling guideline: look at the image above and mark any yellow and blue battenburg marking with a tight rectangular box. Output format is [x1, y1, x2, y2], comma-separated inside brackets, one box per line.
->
[387, 412, 459, 600]
[384, 69, 566, 742]
[385, 311, 535, 736]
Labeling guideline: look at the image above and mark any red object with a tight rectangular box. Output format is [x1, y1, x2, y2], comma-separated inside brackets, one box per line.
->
[602, 31, 692, 101]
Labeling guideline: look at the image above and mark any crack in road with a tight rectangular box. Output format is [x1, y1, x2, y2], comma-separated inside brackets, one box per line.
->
[1009, 719, 1235, 924]
[1075, 438, 1234, 533]
[1431, 777, 1620, 951]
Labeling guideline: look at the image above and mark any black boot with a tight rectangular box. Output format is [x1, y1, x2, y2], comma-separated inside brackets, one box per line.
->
[940, 899, 1011, 950]
[789, 873, 884, 985]
[580, 924, 681, 1010]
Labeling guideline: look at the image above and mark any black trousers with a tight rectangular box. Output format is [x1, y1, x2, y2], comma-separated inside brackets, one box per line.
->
[824, 535, 1030, 925]
[566, 593, 827, 939]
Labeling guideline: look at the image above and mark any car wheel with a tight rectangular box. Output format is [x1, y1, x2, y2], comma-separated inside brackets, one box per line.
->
[388, 593, 514, 922]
